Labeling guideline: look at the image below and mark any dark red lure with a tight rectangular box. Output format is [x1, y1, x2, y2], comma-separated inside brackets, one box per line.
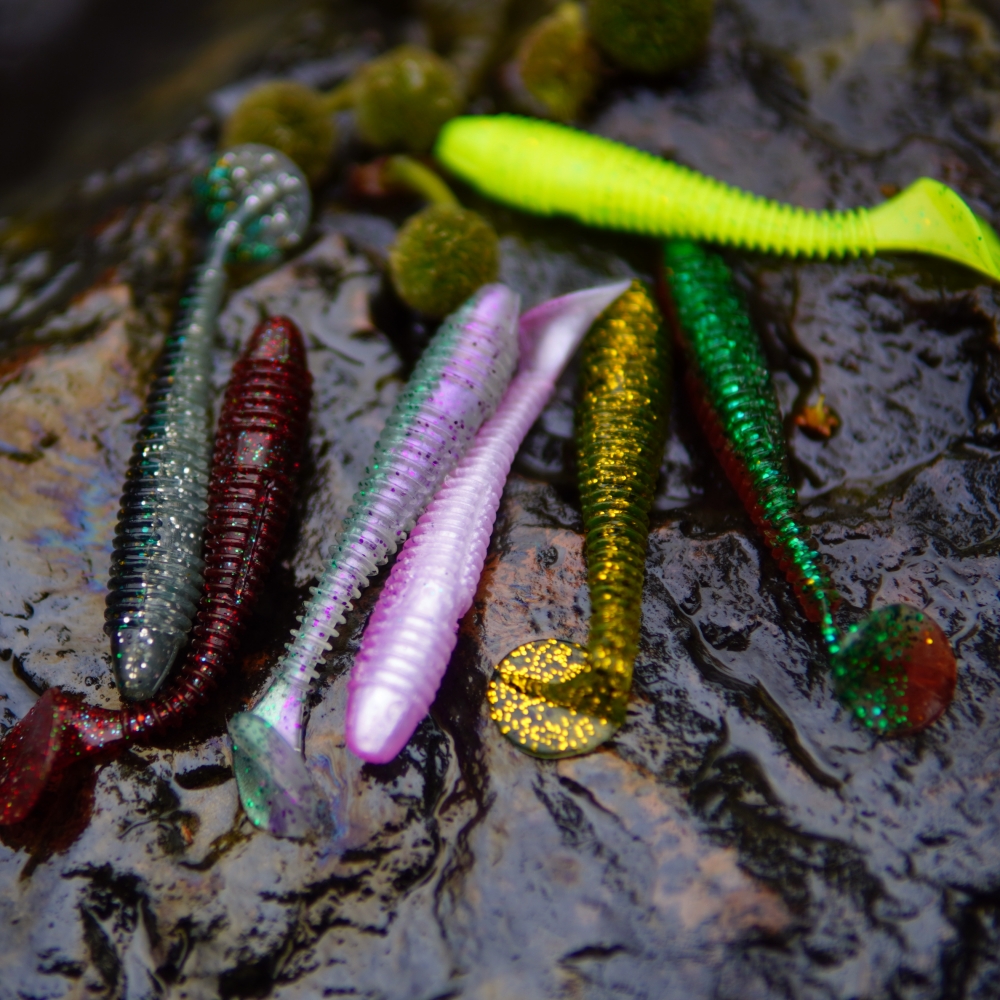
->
[0, 316, 312, 825]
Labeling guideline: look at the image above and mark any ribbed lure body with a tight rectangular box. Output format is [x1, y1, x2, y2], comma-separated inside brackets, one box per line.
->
[134, 315, 312, 732]
[490, 281, 671, 758]
[662, 240, 956, 736]
[346, 281, 631, 764]
[106, 145, 310, 700]
[663, 241, 839, 647]
[230, 284, 521, 838]
[0, 317, 312, 825]
[435, 115, 1000, 283]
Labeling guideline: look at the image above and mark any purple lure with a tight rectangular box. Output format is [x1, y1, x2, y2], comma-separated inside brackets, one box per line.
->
[345, 281, 631, 763]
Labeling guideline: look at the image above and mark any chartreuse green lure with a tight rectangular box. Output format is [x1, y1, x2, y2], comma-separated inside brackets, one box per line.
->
[489, 281, 670, 757]
[663, 240, 957, 735]
[435, 115, 1000, 284]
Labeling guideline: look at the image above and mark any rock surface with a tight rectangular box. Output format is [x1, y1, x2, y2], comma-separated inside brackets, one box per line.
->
[4, 0, 1000, 997]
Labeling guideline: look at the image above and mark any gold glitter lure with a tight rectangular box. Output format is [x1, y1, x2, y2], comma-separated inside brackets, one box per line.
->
[489, 281, 671, 757]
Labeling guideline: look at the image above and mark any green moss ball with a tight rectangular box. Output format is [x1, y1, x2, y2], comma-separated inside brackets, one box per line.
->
[222, 81, 335, 185]
[389, 205, 499, 317]
[354, 46, 464, 154]
[517, 3, 602, 123]
[586, 0, 713, 75]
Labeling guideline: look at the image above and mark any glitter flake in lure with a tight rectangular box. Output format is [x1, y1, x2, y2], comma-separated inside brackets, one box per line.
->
[229, 284, 521, 838]
[435, 115, 1000, 284]
[489, 281, 671, 757]
[0, 317, 312, 826]
[106, 145, 310, 701]
[346, 281, 630, 764]
[661, 240, 957, 735]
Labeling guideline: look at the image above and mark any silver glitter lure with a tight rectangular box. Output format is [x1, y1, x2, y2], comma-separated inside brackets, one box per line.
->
[105, 144, 311, 700]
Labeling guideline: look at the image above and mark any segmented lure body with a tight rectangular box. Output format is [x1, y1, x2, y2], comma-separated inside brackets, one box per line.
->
[490, 281, 671, 758]
[435, 115, 1000, 283]
[106, 145, 310, 700]
[662, 240, 957, 735]
[0, 317, 312, 825]
[229, 284, 521, 838]
[346, 282, 630, 764]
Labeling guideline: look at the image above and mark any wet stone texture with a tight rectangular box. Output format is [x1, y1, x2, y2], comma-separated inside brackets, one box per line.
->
[5, 0, 1000, 997]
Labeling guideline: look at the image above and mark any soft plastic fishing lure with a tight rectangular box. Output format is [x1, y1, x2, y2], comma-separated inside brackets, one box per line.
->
[662, 240, 957, 735]
[489, 281, 671, 758]
[435, 115, 1000, 284]
[105, 145, 310, 702]
[0, 317, 312, 825]
[229, 284, 521, 838]
[346, 281, 630, 764]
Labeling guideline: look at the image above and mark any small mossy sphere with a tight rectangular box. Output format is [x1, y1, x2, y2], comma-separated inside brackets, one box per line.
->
[389, 205, 499, 317]
[517, 3, 601, 123]
[354, 45, 464, 154]
[222, 81, 335, 185]
[587, 0, 713, 75]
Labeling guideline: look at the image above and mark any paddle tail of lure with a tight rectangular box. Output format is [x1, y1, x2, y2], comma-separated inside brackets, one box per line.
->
[0, 317, 311, 826]
[661, 240, 956, 735]
[345, 280, 631, 764]
[435, 115, 1000, 283]
[490, 281, 671, 758]
[229, 283, 521, 838]
[106, 145, 310, 701]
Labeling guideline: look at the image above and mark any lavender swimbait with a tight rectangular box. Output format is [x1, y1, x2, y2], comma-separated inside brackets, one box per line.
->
[345, 281, 630, 764]
[229, 283, 521, 838]
[105, 145, 310, 700]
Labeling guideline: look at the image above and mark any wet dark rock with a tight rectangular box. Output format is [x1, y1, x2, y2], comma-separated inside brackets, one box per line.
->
[5, 0, 1000, 997]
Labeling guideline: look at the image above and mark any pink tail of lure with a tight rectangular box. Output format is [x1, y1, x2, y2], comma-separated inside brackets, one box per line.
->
[661, 240, 957, 736]
[345, 281, 631, 764]
[0, 317, 312, 825]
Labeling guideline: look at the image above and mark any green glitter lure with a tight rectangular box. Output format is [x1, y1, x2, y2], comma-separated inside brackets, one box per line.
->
[662, 240, 957, 736]
[435, 115, 1000, 284]
[489, 281, 671, 757]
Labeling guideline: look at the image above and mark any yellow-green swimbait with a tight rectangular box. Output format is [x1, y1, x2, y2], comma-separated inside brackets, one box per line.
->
[436, 115, 1000, 283]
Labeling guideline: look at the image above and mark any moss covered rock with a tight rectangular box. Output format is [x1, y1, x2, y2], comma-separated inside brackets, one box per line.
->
[222, 80, 335, 185]
[354, 45, 464, 154]
[389, 204, 498, 316]
[587, 0, 713, 75]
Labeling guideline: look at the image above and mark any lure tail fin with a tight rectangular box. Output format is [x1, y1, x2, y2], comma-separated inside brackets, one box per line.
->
[229, 712, 331, 840]
[868, 178, 1000, 283]
[830, 604, 957, 737]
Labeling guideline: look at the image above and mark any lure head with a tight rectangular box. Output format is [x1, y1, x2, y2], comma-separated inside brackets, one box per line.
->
[830, 604, 957, 737]
[197, 144, 311, 264]
[244, 315, 308, 366]
[228, 712, 331, 840]
[110, 624, 185, 702]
